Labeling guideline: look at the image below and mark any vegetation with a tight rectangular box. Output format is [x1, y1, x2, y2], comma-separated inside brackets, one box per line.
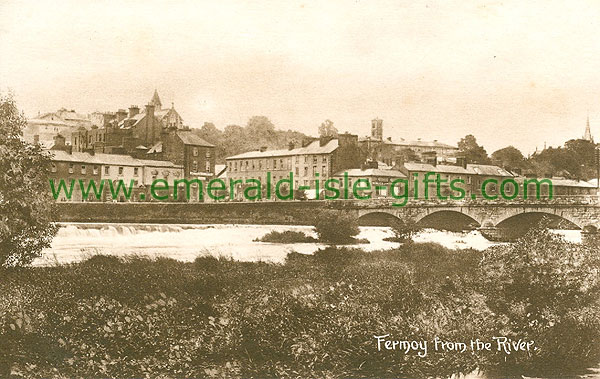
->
[254, 230, 317, 243]
[312, 211, 362, 244]
[192, 117, 310, 164]
[0, 94, 58, 267]
[1, 225, 599, 378]
[384, 219, 422, 243]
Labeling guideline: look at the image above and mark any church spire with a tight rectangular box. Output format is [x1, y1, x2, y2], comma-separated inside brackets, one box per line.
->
[150, 89, 162, 111]
[584, 115, 593, 142]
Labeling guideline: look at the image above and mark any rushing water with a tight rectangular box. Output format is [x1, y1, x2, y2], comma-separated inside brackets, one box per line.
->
[34, 223, 583, 266]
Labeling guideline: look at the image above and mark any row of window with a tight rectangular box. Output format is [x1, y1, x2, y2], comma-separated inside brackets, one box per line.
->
[192, 147, 211, 158]
[228, 155, 328, 172]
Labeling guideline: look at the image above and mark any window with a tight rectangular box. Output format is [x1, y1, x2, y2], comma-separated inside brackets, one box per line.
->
[192, 161, 198, 172]
[258, 160, 262, 169]
[322, 156, 327, 163]
[134, 167, 139, 176]
[304, 156, 308, 163]
[273, 159, 277, 169]
[313, 165, 317, 175]
[295, 167, 299, 175]
[51, 163, 57, 173]
[313, 156, 318, 164]
[104, 166, 109, 175]
[304, 167, 308, 176]
[93, 166, 98, 175]
[68, 164, 74, 174]
[206, 150, 211, 158]
[118, 166, 123, 175]
[295, 156, 299, 163]
[206, 161, 211, 172]
[322, 165, 327, 175]
[193, 147, 199, 157]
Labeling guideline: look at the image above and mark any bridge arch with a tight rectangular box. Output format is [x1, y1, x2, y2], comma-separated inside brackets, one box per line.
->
[416, 210, 481, 232]
[495, 211, 582, 230]
[358, 211, 402, 226]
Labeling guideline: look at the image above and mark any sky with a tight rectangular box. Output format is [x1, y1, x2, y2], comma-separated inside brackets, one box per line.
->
[2, 0, 600, 155]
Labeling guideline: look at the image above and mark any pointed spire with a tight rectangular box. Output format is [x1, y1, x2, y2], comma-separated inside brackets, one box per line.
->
[150, 89, 162, 111]
[584, 114, 593, 142]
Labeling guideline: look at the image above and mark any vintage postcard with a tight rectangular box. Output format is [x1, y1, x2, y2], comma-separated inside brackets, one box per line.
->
[1, 0, 599, 378]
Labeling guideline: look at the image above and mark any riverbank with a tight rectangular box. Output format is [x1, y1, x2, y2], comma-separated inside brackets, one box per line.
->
[2, 230, 599, 378]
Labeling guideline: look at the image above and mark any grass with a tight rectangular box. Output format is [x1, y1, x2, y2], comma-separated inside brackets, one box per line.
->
[0, 232, 599, 378]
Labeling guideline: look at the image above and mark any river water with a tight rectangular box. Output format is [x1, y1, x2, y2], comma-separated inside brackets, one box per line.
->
[34, 223, 583, 266]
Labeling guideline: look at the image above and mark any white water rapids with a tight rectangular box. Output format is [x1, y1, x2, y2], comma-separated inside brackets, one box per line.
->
[34, 223, 583, 266]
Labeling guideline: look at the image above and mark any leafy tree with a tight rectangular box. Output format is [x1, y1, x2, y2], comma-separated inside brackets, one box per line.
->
[458, 134, 491, 164]
[491, 146, 525, 169]
[0, 94, 58, 267]
[318, 119, 338, 137]
[313, 211, 360, 243]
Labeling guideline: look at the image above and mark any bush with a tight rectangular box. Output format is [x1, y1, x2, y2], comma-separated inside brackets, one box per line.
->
[385, 219, 422, 243]
[313, 210, 360, 244]
[254, 230, 317, 243]
[479, 225, 600, 377]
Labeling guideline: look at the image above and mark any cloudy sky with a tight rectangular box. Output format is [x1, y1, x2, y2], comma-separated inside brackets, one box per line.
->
[2, 0, 600, 154]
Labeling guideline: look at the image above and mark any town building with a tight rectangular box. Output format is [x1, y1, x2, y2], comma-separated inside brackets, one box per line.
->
[47, 144, 184, 202]
[358, 118, 459, 166]
[24, 108, 92, 147]
[225, 134, 362, 200]
[332, 168, 407, 198]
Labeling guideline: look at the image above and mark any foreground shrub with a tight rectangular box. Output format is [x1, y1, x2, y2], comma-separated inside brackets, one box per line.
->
[313, 210, 360, 243]
[480, 225, 600, 377]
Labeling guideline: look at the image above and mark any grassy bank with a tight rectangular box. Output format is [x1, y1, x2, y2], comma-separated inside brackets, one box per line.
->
[1, 229, 599, 378]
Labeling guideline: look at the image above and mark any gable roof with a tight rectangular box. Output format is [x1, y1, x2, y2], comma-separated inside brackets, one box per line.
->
[47, 150, 182, 168]
[176, 131, 214, 147]
[467, 164, 513, 177]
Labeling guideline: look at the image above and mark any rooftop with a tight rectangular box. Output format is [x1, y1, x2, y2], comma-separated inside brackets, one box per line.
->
[226, 139, 339, 160]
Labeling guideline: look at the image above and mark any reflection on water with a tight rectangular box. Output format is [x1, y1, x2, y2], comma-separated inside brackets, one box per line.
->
[35, 223, 583, 266]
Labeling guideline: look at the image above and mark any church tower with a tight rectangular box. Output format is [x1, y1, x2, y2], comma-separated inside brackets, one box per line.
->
[584, 115, 594, 142]
[150, 89, 162, 111]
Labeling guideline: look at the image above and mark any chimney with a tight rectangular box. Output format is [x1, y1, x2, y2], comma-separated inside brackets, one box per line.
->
[116, 109, 127, 122]
[128, 105, 139, 118]
[33, 135, 39, 144]
[52, 134, 66, 149]
[302, 137, 314, 147]
[145, 103, 155, 117]
[288, 141, 295, 150]
[319, 135, 333, 147]
[259, 146, 268, 152]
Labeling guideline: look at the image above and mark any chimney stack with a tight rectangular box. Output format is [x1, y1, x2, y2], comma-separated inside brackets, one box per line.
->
[259, 146, 268, 152]
[116, 109, 127, 122]
[128, 105, 139, 118]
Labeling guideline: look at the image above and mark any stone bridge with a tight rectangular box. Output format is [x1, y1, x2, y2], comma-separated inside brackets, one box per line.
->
[55, 196, 600, 240]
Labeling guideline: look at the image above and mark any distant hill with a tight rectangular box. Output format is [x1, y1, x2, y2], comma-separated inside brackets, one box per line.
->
[191, 116, 311, 163]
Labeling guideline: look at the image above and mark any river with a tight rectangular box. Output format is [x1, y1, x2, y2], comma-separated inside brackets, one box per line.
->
[34, 223, 583, 266]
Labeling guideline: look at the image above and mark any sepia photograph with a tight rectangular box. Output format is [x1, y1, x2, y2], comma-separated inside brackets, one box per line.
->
[1, 0, 600, 378]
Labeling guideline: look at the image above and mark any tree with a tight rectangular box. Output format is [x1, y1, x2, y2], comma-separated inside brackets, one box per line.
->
[458, 134, 491, 164]
[491, 146, 525, 169]
[313, 211, 360, 244]
[318, 119, 338, 138]
[0, 94, 58, 267]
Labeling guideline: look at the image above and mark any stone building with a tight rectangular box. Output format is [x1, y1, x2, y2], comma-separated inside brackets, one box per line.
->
[225, 133, 362, 200]
[358, 118, 459, 166]
[24, 108, 92, 147]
